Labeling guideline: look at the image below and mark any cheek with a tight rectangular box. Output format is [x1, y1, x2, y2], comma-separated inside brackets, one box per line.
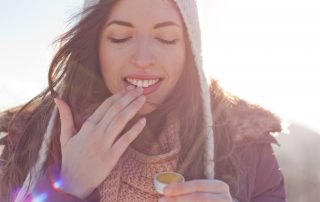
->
[99, 44, 130, 74]
[167, 47, 186, 82]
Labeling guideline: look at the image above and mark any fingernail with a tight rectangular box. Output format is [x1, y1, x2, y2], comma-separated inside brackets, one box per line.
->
[163, 184, 175, 195]
[163, 187, 170, 195]
[126, 85, 135, 91]
[139, 118, 146, 125]
[138, 96, 145, 102]
[54, 98, 59, 106]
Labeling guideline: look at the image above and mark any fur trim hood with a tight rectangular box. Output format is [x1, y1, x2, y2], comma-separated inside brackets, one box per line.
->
[209, 80, 282, 145]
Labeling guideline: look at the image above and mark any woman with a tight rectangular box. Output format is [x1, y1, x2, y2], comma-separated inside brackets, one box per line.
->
[0, 0, 285, 201]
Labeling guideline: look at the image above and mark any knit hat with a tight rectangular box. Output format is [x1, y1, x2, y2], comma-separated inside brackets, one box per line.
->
[15, 0, 214, 201]
[85, 0, 215, 180]
[82, 0, 215, 180]
[173, 0, 215, 180]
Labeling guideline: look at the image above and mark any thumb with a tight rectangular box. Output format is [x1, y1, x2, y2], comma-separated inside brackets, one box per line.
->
[54, 98, 76, 149]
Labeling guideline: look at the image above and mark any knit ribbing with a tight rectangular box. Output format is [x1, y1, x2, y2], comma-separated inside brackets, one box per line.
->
[174, 0, 215, 179]
[98, 116, 181, 202]
[13, 0, 216, 200]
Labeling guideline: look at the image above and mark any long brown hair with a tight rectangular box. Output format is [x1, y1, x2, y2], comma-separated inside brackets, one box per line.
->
[0, 1, 238, 201]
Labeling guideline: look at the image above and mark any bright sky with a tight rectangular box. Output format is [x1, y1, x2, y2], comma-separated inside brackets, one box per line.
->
[0, 0, 320, 133]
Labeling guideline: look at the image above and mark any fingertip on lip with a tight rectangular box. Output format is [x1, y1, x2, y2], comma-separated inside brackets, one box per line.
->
[137, 86, 143, 90]
[126, 85, 135, 91]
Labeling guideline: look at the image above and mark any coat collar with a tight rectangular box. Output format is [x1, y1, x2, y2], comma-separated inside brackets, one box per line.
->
[209, 80, 282, 145]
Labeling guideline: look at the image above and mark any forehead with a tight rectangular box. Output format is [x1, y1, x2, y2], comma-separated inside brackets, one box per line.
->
[106, 0, 183, 26]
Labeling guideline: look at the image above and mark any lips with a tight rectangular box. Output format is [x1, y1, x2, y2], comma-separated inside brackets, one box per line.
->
[123, 74, 163, 95]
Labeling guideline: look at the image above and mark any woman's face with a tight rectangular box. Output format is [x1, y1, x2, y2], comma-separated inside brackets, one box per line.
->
[99, 0, 186, 115]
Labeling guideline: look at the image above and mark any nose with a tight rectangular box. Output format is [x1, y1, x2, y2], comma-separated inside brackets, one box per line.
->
[131, 36, 155, 68]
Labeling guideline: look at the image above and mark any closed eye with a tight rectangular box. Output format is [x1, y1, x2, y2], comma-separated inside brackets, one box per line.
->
[108, 37, 132, 43]
[156, 38, 177, 45]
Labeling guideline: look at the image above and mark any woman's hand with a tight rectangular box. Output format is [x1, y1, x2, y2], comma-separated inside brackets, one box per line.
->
[159, 179, 232, 202]
[54, 85, 146, 199]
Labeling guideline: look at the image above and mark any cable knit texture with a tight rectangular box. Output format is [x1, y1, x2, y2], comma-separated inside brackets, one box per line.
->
[0, 81, 285, 202]
[98, 114, 181, 202]
[0, 0, 285, 200]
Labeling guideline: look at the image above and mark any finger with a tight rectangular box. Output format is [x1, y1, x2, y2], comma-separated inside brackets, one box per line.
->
[163, 179, 229, 196]
[95, 87, 144, 134]
[54, 98, 76, 149]
[102, 94, 145, 146]
[159, 193, 228, 202]
[110, 117, 146, 160]
[86, 85, 135, 124]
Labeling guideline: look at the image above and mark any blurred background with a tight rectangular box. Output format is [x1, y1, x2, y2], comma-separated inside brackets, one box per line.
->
[0, 0, 319, 201]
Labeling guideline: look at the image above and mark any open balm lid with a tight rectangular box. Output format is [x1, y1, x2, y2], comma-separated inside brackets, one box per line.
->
[153, 172, 185, 194]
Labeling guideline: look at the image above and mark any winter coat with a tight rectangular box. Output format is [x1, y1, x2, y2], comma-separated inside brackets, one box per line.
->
[0, 80, 285, 202]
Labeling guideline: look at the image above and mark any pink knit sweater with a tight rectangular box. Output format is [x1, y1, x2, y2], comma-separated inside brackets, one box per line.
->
[98, 117, 181, 202]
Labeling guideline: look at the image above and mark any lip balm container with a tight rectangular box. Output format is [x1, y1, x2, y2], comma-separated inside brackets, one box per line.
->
[153, 172, 185, 194]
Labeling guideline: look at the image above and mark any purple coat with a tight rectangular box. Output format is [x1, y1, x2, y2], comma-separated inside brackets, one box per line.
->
[28, 139, 285, 202]
[0, 81, 286, 201]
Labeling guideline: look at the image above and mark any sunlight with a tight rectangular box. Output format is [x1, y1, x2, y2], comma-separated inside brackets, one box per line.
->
[0, 0, 319, 133]
[198, 0, 320, 133]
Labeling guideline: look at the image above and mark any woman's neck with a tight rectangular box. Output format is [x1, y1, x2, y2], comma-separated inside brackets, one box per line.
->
[132, 125, 162, 154]
[123, 116, 162, 153]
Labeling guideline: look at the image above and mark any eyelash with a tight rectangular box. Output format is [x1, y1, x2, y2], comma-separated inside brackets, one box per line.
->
[155, 38, 177, 45]
[108, 37, 177, 45]
[108, 37, 132, 43]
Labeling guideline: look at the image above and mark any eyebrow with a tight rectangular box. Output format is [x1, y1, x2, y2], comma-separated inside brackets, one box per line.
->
[105, 20, 181, 29]
[105, 20, 133, 28]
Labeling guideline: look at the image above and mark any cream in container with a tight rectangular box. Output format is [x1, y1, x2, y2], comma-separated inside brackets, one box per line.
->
[153, 172, 185, 194]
